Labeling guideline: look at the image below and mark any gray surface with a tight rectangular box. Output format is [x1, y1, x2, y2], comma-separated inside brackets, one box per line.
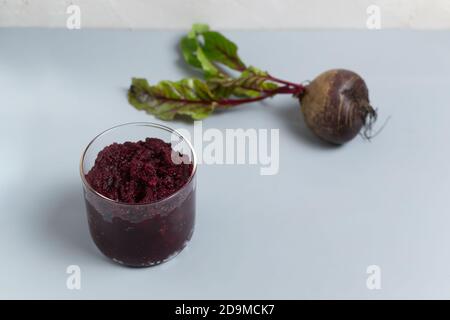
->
[1, 29, 450, 299]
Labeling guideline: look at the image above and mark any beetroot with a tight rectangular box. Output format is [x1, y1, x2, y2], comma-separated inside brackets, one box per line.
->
[300, 69, 377, 144]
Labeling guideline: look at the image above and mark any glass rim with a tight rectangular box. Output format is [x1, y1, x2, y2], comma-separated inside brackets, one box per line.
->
[79, 121, 197, 207]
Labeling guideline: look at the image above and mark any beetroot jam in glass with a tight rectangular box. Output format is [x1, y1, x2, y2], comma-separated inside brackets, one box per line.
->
[80, 123, 196, 267]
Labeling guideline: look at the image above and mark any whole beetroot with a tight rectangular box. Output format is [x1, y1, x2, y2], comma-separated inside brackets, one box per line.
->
[299, 69, 377, 144]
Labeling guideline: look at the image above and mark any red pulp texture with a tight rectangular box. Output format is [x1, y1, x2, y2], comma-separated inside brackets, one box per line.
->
[85, 138, 193, 204]
[84, 138, 195, 267]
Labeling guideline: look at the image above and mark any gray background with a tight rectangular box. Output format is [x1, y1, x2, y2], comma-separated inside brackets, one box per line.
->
[1, 29, 449, 299]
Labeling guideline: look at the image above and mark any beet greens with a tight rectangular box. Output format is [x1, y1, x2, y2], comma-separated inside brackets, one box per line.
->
[128, 24, 377, 144]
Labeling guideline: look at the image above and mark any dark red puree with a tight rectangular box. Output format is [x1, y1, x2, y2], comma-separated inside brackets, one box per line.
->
[84, 138, 195, 267]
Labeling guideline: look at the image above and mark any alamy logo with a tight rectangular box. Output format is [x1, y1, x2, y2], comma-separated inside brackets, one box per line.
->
[366, 5, 381, 30]
[66, 265, 81, 290]
[366, 265, 381, 290]
[66, 5, 81, 29]
[171, 121, 280, 176]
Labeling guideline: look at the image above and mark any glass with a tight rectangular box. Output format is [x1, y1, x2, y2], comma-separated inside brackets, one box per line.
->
[80, 122, 197, 267]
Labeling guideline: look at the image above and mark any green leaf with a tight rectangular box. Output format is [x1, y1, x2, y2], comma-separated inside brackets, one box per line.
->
[180, 34, 223, 78]
[129, 78, 217, 120]
[188, 23, 210, 38]
[180, 37, 202, 69]
[180, 24, 246, 77]
[202, 31, 246, 71]
[182, 24, 214, 73]
[242, 65, 269, 76]
[206, 68, 279, 98]
[196, 46, 220, 78]
[128, 24, 287, 121]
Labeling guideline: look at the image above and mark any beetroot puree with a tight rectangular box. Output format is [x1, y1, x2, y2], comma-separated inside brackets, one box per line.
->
[84, 138, 195, 267]
[86, 138, 193, 204]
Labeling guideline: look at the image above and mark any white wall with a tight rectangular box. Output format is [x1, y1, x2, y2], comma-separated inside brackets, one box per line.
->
[1, 0, 450, 29]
